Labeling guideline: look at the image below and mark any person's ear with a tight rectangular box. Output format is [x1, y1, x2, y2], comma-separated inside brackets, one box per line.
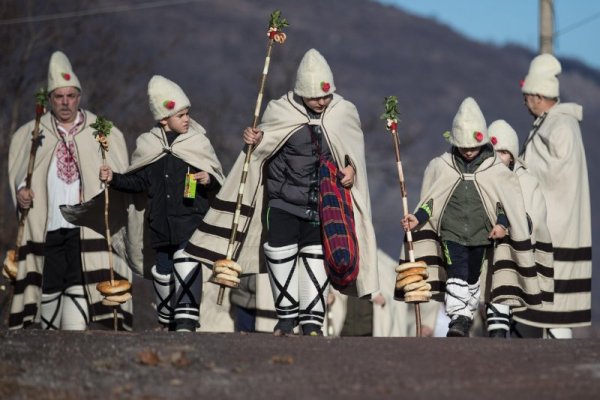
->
[159, 118, 168, 127]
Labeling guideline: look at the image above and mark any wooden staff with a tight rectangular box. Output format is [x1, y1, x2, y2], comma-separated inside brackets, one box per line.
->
[2, 89, 47, 325]
[382, 96, 425, 337]
[210, 10, 289, 305]
[92, 116, 131, 331]
[3, 89, 47, 280]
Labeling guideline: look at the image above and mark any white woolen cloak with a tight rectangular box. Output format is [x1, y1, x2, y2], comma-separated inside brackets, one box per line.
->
[520, 103, 592, 327]
[510, 160, 557, 328]
[8, 110, 133, 330]
[184, 92, 379, 297]
[400, 151, 542, 311]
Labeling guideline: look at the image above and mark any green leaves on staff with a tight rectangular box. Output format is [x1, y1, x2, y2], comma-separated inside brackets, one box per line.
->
[380, 95, 400, 122]
[35, 88, 48, 107]
[91, 116, 113, 137]
[91, 116, 113, 152]
[381, 96, 401, 132]
[269, 9, 289, 30]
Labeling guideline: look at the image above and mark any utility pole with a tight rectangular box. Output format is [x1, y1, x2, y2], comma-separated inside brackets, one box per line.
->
[540, 0, 554, 54]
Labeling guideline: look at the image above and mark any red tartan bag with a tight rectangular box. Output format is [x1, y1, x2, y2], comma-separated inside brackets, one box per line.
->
[319, 158, 360, 290]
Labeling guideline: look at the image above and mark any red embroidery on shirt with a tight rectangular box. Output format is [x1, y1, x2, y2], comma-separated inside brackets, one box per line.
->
[56, 140, 79, 184]
[54, 114, 82, 184]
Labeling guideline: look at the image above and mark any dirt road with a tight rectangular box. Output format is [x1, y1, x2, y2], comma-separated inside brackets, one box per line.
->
[1, 329, 599, 400]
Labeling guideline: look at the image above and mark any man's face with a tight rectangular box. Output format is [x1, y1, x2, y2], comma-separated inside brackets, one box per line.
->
[50, 87, 81, 124]
[302, 95, 333, 114]
[523, 93, 541, 117]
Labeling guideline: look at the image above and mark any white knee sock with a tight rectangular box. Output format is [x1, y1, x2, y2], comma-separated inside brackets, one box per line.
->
[467, 281, 481, 315]
[152, 265, 175, 326]
[264, 243, 299, 321]
[61, 285, 89, 331]
[298, 244, 329, 328]
[445, 278, 471, 319]
[486, 303, 511, 333]
[40, 291, 63, 330]
[173, 249, 202, 331]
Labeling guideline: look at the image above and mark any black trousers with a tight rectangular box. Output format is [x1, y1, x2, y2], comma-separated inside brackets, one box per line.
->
[42, 228, 84, 293]
[266, 207, 321, 248]
[444, 240, 488, 285]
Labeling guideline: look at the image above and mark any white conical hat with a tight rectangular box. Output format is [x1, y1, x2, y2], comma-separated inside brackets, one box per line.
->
[447, 97, 488, 148]
[488, 119, 519, 159]
[147, 75, 191, 120]
[521, 53, 561, 98]
[293, 49, 336, 98]
[47, 51, 81, 93]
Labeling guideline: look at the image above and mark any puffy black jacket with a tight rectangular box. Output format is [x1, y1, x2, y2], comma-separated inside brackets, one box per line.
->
[110, 132, 220, 248]
[267, 122, 331, 221]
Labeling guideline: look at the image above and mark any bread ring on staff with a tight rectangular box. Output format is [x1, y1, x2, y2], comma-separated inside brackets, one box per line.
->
[395, 274, 423, 289]
[404, 281, 432, 293]
[406, 290, 432, 298]
[96, 280, 131, 295]
[404, 291, 432, 303]
[214, 259, 242, 273]
[102, 298, 121, 307]
[105, 292, 132, 303]
[2, 249, 18, 280]
[395, 261, 427, 273]
[396, 267, 429, 281]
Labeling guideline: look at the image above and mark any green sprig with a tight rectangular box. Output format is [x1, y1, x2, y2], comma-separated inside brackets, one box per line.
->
[35, 88, 48, 107]
[91, 116, 113, 137]
[380, 96, 400, 122]
[269, 9, 289, 30]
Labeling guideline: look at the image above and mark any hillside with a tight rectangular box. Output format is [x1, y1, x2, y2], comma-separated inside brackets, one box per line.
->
[1, 0, 598, 323]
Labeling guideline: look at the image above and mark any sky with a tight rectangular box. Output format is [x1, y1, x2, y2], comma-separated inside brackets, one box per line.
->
[378, 0, 600, 70]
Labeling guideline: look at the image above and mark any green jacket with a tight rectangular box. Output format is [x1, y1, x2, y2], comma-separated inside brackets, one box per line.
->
[416, 145, 506, 246]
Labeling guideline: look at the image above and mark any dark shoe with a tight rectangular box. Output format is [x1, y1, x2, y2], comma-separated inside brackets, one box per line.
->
[273, 319, 296, 336]
[447, 316, 472, 337]
[489, 329, 508, 338]
[301, 323, 323, 336]
[175, 319, 198, 332]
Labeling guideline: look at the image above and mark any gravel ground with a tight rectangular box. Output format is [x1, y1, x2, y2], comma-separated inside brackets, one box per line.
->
[1, 329, 599, 400]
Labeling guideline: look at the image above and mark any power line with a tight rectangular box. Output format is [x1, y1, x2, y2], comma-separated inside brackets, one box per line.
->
[555, 10, 600, 37]
[0, 0, 202, 26]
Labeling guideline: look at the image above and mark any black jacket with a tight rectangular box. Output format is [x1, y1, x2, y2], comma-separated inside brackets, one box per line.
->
[110, 132, 220, 248]
[266, 107, 331, 221]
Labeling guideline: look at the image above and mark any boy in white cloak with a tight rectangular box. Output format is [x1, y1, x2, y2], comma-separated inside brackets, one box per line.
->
[489, 119, 555, 338]
[520, 54, 592, 338]
[185, 48, 379, 337]
[401, 97, 541, 338]
[100, 76, 225, 331]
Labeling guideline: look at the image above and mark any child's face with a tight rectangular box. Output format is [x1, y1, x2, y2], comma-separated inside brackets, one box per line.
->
[496, 150, 513, 167]
[161, 108, 190, 134]
[302, 95, 333, 114]
[457, 146, 481, 162]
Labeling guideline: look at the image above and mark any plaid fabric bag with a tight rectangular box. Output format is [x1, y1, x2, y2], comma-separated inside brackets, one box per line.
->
[319, 158, 360, 289]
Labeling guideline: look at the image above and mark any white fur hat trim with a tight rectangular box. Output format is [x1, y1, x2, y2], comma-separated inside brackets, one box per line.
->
[294, 49, 336, 98]
[447, 97, 488, 148]
[522, 54, 561, 98]
[148, 75, 191, 120]
[488, 119, 519, 159]
[47, 51, 81, 93]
